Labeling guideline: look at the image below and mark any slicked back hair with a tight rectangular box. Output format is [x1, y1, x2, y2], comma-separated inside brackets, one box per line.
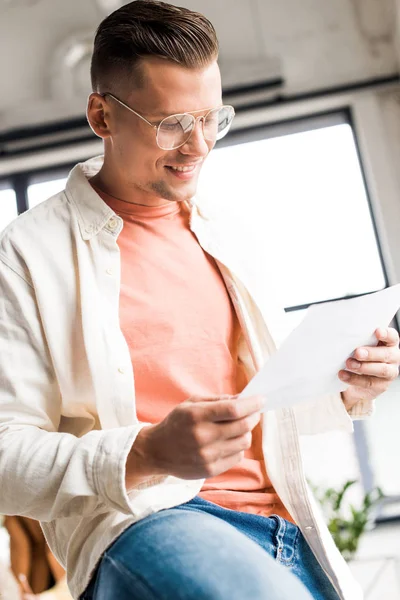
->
[90, 0, 219, 92]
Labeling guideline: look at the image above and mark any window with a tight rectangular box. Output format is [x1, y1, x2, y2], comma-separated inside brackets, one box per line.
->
[199, 114, 386, 323]
[199, 111, 395, 506]
[0, 187, 18, 232]
[27, 176, 68, 209]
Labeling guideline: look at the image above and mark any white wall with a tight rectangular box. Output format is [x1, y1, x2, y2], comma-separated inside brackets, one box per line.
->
[0, 0, 399, 130]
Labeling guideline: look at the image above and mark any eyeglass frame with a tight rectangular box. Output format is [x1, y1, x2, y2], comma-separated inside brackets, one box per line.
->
[99, 92, 235, 150]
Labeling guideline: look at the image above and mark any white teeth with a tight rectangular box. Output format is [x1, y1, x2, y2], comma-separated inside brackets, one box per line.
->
[169, 165, 195, 172]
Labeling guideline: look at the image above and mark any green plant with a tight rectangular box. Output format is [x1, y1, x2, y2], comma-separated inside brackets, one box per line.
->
[312, 480, 384, 561]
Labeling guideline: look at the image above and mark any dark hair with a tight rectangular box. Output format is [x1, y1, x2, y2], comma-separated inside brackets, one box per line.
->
[90, 0, 219, 92]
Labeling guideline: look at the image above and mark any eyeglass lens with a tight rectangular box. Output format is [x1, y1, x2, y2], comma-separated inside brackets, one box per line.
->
[157, 106, 234, 150]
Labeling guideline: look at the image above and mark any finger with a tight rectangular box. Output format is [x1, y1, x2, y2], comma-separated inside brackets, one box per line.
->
[212, 451, 246, 476]
[345, 358, 399, 380]
[218, 432, 253, 458]
[185, 394, 239, 404]
[352, 344, 400, 365]
[339, 371, 389, 395]
[375, 327, 400, 347]
[218, 411, 261, 440]
[205, 395, 264, 423]
[18, 574, 34, 595]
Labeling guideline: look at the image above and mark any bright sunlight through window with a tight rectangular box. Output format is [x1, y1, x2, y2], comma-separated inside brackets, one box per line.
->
[199, 123, 385, 323]
[28, 177, 68, 209]
[0, 189, 18, 232]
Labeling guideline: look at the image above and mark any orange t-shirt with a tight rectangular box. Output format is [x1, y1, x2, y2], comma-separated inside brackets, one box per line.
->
[92, 184, 292, 521]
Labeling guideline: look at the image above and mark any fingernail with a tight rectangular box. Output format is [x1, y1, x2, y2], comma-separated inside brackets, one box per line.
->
[350, 360, 361, 369]
[340, 371, 351, 381]
[379, 329, 388, 339]
[357, 349, 368, 359]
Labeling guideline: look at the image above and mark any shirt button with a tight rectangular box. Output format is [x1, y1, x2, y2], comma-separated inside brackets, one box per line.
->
[305, 526, 314, 531]
[108, 217, 118, 230]
[118, 367, 125, 374]
[106, 268, 113, 276]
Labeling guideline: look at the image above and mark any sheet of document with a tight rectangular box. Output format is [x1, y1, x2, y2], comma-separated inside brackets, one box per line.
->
[239, 284, 400, 412]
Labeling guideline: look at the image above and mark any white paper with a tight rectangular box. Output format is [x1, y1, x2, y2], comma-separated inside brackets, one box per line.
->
[239, 284, 400, 412]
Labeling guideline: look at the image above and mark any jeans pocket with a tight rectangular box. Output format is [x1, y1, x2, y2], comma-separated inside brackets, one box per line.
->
[270, 515, 300, 567]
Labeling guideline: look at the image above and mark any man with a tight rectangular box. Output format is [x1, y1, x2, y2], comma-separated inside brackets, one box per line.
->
[0, 2, 399, 600]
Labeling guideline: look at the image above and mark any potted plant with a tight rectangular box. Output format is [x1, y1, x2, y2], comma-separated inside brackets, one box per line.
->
[312, 479, 384, 561]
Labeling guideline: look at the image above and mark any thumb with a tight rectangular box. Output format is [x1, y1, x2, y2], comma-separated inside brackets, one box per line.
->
[18, 574, 35, 597]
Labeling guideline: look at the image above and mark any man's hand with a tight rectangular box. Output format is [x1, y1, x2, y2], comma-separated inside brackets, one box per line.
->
[18, 574, 36, 600]
[339, 327, 400, 411]
[125, 394, 263, 488]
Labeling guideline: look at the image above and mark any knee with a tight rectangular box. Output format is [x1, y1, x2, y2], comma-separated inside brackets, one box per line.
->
[104, 510, 312, 600]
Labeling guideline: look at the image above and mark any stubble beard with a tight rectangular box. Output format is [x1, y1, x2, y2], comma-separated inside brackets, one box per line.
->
[149, 178, 197, 203]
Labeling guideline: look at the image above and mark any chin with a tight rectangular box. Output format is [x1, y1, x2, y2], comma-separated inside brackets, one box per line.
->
[177, 188, 197, 202]
[169, 183, 198, 204]
[150, 178, 198, 203]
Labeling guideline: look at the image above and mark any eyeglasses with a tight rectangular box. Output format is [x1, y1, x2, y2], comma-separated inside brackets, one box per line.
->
[101, 93, 235, 151]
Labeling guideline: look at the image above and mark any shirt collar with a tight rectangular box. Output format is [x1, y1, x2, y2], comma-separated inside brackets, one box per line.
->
[65, 156, 116, 240]
[65, 155, 206, 241]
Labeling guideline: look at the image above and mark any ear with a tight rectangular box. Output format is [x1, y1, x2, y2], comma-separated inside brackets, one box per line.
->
[86, 93, 112, 139]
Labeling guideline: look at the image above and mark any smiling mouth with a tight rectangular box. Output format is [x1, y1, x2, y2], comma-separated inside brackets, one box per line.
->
[165, 163, 200, 180]
[165, 165, 197, 173]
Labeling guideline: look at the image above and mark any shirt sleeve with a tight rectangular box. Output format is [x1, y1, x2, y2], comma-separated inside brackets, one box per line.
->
[0, 257, 146, 522]
[294, 391, 376, 436]
[294, 392, 364, 436]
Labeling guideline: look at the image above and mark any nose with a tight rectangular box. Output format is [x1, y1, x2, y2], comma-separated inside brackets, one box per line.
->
[179, 117, 210, 158]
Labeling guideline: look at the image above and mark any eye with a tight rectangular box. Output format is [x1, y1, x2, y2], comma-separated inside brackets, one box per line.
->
[206, 114, 219, 124]
[160, 122, 182, 132]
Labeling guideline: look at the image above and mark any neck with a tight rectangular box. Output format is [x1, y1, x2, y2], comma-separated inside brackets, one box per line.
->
[91, 163, 173, 208]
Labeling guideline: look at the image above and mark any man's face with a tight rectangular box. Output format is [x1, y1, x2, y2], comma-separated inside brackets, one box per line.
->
[92, 57, 222, 205]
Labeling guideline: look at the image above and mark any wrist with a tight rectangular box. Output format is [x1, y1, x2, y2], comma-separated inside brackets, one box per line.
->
[125, 425, 162, 490]
[341, 391, 353, 412]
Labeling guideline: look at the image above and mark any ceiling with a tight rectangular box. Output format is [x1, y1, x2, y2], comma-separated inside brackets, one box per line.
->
[0, 0, 399, 133]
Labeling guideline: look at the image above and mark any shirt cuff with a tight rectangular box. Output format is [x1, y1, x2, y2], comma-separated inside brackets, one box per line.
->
[327, 393, 355, 433]
[346, 397, 376, 420]
[92, 423, 166, 516]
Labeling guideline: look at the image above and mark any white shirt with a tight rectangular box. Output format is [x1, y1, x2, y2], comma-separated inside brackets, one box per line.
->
[0, 157, 371, 599]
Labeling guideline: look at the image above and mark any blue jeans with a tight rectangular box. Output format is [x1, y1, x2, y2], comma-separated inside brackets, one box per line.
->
[81, 496, 340, 600]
